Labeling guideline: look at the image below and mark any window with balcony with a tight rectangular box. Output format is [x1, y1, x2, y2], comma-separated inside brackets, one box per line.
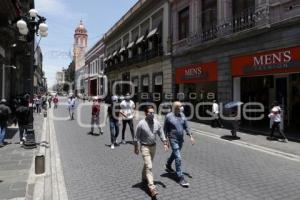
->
[202, 0, 217, 41]
[178, 7, 189, 40]
[232, 0, 255, 32]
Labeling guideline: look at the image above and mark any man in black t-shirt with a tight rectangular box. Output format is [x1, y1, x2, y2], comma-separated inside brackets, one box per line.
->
[16, 99, 31, 144]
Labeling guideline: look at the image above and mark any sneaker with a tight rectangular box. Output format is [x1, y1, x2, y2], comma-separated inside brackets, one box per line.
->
[121, 140, 126, 144]
[179, 177, 189, 187]
[165, 164, 176, 173]
[111, 144, 115, 149]
[282, 139, 288, 143]
[20, 141, 23, 145]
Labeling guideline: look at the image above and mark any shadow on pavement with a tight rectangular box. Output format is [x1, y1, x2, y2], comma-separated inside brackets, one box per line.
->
[132, 181, 166, 200]
[161, 172, 193, 183]
[86, 132, 101, 136]
[221, 135, 241, 141]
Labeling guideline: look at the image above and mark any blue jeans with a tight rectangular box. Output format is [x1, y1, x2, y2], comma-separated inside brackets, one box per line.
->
[110, 119, 119, 144]
[167, 138, 184, 179]
[0, 122, 7, 144]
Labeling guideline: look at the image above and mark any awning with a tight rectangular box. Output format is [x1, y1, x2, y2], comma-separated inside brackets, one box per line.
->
[119, 46, 126, 53]
[103, 57, 108, 62]
[108, 55, 112, 60]
[127, 42, 135, 49]
[147, 28, 158, 38]
[136, 35, 145, 45]
[113, 51, 118, 57]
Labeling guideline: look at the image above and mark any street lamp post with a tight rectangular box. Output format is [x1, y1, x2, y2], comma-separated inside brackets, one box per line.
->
[1, 65, 16, 99]
[16, 9, 48, 148]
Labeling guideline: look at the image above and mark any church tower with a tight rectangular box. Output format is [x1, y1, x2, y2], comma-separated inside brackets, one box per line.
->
[73, 20, 88, 71]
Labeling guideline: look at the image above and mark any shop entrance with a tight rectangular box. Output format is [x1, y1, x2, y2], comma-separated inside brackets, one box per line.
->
[241, 76, 272, 128]
[240, 74, 297, 130]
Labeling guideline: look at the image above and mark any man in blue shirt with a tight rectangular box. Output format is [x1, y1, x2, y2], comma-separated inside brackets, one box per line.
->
[164, 101, 195, 187]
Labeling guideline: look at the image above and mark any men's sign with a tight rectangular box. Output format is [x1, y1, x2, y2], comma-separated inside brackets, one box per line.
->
[231, 46, 300, 77]
[175, 61, 218, 84]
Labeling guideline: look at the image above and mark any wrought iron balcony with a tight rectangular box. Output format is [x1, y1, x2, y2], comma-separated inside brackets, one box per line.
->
[174, 6, 270, 51]
[106, 45, 163, 72]
[232, 7, 255, 32]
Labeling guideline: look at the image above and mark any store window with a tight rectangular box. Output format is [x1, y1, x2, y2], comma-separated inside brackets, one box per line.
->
[132, 77, 139, 102]
[153, 73, 163, 104]
[142, 76, 149, 93]
[178, 7, 189, 40]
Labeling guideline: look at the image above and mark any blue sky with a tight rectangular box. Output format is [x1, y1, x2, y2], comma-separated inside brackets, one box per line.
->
[36, 0, 138, 88]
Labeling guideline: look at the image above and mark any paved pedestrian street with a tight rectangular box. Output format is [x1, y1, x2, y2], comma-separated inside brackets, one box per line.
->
[49, 98, 300, 200]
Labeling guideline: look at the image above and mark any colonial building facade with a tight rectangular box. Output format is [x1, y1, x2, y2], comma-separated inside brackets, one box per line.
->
[103, 0, 172, 106]
[84, 39, 106, 97]
[0, 0, 45, 102]
[170, 0, 300, 130]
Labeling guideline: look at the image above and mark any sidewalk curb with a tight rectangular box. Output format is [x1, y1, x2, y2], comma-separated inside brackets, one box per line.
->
[25, 109, 68, 200]
[25, 117, 47, 200]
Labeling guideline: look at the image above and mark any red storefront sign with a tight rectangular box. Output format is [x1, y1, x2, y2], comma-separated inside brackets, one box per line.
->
[175, 61, 218, 84]
[231, 46, 300, 77]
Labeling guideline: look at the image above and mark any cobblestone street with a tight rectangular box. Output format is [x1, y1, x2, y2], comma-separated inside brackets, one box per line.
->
[52, 99, 300, 200]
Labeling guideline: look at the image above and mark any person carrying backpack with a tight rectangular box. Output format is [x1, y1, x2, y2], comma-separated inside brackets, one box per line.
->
[0, 99, 12, 147]
[16, 98, 30, 145]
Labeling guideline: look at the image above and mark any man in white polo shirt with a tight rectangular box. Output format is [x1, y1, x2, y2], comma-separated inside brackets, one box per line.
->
[120, 93, 135, 144]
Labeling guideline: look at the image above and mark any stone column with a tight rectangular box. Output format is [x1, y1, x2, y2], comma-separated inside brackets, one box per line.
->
[162, 1, 170, 54]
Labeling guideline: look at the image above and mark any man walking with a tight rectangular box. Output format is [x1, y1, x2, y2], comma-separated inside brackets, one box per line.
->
[0, 99, 11, 147]
[268, 101, 288, 142]
[90, 96, 103, 135]
[48, 95, 52, 108]
[164, 101, 195, 187]
[35, 96, 41, 113]
[211, 100, 223, 128]
[135, 106, 168, 197]
[15, 98, 30, 145]
[107, 95, 120, 149]
[120, 93, 135, 144]
[68, 95, 76, 120]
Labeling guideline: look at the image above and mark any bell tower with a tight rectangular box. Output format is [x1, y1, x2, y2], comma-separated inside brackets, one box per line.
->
[73, 20, 88, 71]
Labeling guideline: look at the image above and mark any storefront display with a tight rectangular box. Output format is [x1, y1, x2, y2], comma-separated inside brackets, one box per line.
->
[231, 45, 300, 130]
[175, 61, 218, 119]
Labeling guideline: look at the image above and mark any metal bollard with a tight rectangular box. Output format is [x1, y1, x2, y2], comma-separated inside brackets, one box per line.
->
[35, 154, 45, 174]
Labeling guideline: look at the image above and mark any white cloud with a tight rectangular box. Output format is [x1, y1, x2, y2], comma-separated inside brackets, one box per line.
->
[36, 0, 86, 20]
